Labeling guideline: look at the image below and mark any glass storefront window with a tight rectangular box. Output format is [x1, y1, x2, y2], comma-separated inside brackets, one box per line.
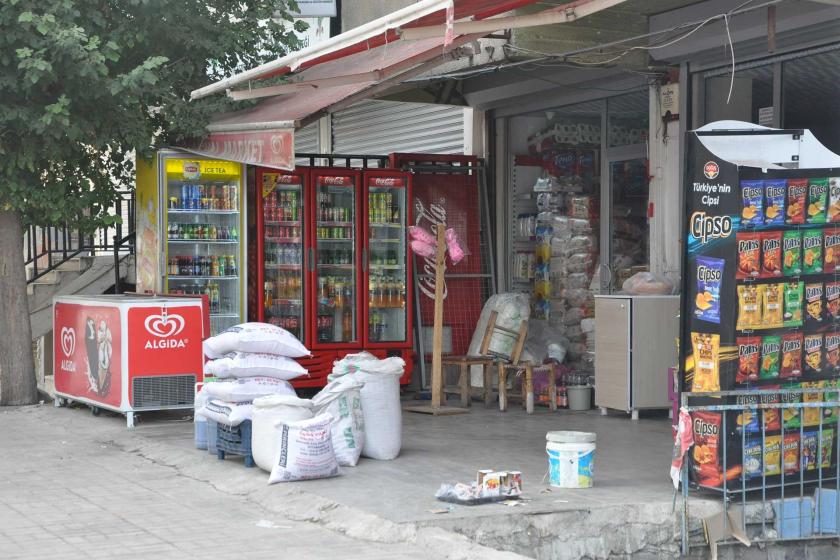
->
[704, 65, 773, 126]
[608, 90, 648, 147]
[783, 49, 840, 154]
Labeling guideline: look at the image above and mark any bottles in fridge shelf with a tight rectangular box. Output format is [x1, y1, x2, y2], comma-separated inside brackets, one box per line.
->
[167, 223, 237, 240]
[317, 191, 352, 223]
[368, 192, 401, 224]
[265, 243, 302, 265]
[168, 255, 237, 277]
[318, 249, 352, 265]
[169, 183, 238, 211]
[264, 190, 299, 222]
[264, 272, 302, 301]
[317, 276, 353, 307]
[368, 274, 406, 308]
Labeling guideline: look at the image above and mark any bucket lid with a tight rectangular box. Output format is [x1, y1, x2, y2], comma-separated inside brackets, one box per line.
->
[546, 430, 596, 444]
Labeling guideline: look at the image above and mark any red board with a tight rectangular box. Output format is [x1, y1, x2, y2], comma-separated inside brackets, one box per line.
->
[127, 305, 205, 380]
[54, 303, 122, 408]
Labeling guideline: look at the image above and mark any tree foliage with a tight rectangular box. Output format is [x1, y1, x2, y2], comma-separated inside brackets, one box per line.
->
[0, 0, 305, 230]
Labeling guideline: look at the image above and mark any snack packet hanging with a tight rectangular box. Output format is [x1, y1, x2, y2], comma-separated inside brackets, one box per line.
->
[803, 229, 823, 274]
[829, 177, 840, 223]
[736, 336, 761, 383]
[783, 434, 800, 474]
[736, 232, 762, 279]
[787, 179, 808, 224]
[765, 180, 786, 225]
[780, 333, 803, 379]
[801, 429, 834, 471]
[826, 281, 840, 322]
[808, 178, 829, 224]
[825, 229, 840, 272]
[825, 332, 840, 374]
[691, 332, 720, 392]
[804, 334, 824, 376]
[760, 335, 782, 379]
[694, 256, 724, 324]
[802, 381, 823, 427]
[743, 439, 763, 479]
[761, 284, 783, 328]
[782, 387, 802, 430]
[782, 230, 802, 276]
[784, 282, 804, 327]
[764, 435, 782, 476]
[737, 284, 762, 330]
[691, 411, 722, 487]
[805, 283, 824, 325]
[741, 180, 764, 226]
[763, 386, 782, 432]
[761, 231, 783, 278]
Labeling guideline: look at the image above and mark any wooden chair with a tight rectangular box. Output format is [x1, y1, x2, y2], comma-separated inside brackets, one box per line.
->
[440, 311, 499, 408]
[495, 319, 545, 415]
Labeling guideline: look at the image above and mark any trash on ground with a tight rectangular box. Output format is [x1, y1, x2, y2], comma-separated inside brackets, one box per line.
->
[435, 469, 523, 505]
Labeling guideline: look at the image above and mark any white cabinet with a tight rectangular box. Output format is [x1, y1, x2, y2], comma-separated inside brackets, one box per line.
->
[594, 295, 678, 419]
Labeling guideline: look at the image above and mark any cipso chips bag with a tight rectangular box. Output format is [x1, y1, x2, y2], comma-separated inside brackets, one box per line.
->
[763, 387, 782, 432]
[825, 229, 840, 272]
[805, 283, 824, 325]
[829, 177, 840, 223]
[787, 179, 808, 224]
[801, 429, 834, 471]
[691, 411, 722, 486]
[736, 392, 760, 432]
[802, 381, 824, 427]
[782, 230, 802, 276]
[804, 334, 824, 376]
[782, 387, 802, 430]
[803, 229, 823, 274]
[691, 332, 720, 392]
[826, 281, 840, 321]
[761, 284, 783, 329]
[741, 180, 764, 226]
[825, 332, 840, 374]
[736, 232, 761, 278]
[736, 284, 762, 330]
[780, 333, 803, 379]
[783, 434, 800, 474]
[808, 178, 829, 224]
[736, 336, 761, 383]
[760, 336, 781, 379]
[764, 180, 786, 225]
[764, 435, 782, 476]
[783, 282, 804, 327]
[694, 256, 723, 324]
[743, 439, 763, 479]
[761, 231, 783, 277]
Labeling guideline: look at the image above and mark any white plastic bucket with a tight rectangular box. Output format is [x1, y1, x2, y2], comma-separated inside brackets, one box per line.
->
[546, 431, 596, 488]
[567, 385, 592, 411]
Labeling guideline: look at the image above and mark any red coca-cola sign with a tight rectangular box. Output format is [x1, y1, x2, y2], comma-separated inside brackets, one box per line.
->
[370, 177, 404, 187]
[319, 176, 352, 186]
[127, 305, 204, 381]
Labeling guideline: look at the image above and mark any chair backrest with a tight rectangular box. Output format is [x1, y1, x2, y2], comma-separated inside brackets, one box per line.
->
[478, 310, 528, 365]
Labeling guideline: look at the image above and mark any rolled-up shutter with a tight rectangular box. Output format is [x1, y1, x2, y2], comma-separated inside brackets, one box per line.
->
[295, 120, 320, 165]
[332, 100, 466, 157]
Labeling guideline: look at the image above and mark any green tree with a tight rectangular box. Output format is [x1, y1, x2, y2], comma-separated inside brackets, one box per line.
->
[0, 0, 305, 404]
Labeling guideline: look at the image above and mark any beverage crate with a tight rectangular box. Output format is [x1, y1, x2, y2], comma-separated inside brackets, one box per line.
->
[216, 420, 255, 468]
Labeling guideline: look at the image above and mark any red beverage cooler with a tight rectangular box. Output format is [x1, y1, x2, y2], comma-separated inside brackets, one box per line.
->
[254, 167, 413, 387]
[53, 295, 208, 427]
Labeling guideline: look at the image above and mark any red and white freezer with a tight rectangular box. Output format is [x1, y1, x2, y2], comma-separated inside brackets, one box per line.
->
[53, 294, 208, 427]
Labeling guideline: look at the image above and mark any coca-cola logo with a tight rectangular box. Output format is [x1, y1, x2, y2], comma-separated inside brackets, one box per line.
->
[144, 311, 185, 338]
[704, 161, 720, 180]
[60, 327, 76, 357]
[321, 176, 350, 186]
[371, 177, 401, 187]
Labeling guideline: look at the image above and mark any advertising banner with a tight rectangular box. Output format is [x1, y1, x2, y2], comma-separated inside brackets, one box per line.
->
[127, 305, 205, 380]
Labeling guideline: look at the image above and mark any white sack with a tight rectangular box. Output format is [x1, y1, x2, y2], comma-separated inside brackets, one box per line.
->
[268, 413, 340, 483]
[204, 322, 310, 359]
[331, 353, 404, 461]
[205, 352, 308, 380]
[251, 395, 314, 472]
[196, 399, 253, 426]
[312, 377, 365, 467]
[467, 293, 530, 387]
[203, 377, 296, 403]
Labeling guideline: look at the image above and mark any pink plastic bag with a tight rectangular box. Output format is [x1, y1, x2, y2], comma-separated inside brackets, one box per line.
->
[410, 239, 437, 258]
[408, 226, 436, 245]
[445, 228, 466, 264]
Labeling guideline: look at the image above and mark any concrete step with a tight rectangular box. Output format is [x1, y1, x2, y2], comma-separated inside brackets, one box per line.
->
[31, 270, 62, 285]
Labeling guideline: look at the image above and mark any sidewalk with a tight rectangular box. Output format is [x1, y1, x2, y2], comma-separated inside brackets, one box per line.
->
[0, 405, 518, 560]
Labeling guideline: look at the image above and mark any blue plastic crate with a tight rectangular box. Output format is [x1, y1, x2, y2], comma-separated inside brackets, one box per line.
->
[206, 419, 218, 455]
[772, 497, 813, 539]
[216, 420, 254, 468]
[814, 488, 839, 534]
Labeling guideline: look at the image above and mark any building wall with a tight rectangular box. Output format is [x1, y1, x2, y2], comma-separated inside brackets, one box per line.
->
[341, 0, 413, 31]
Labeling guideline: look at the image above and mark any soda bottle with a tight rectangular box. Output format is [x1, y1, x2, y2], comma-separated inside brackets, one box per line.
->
[218, 255, 227, 276]
[230, 226, 237, 241]
[210, 255, 219, 277]
[211, 283, 220, 313]
[210, 224, 217, 240]
[228, 255, 237, 276]
[181, 184, 190, 209]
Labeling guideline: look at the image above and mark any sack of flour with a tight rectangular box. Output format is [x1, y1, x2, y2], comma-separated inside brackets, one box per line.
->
[268, 413, 340, 483]
[196, 399, 253, 427]
[251, 395, 314, 472]
[205, 352, 308, 380]
[204, 322, 310, 359]
[312, 377, 365, 467]
[203, 377, 296, 403]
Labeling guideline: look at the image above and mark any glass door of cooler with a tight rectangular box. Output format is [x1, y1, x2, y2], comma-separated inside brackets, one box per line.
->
[259, 170, 306, 342]
[163, 157, 243, 335]
[364, 173, 410, 345]
[311, 172, 361, 347]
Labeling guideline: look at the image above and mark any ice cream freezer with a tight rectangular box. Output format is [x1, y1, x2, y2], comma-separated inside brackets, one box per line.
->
[53, 294, 209, 428]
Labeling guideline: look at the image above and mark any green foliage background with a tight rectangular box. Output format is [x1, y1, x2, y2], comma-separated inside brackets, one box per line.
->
[0, 0, 305, 231]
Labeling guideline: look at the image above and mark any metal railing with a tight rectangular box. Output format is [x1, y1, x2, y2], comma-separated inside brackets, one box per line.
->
[680, 388, 840, 555]
[23, 189, 135, 284]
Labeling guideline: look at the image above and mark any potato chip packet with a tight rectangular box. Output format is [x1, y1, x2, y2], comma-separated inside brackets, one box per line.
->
[762, 386, 782, 432]
[826, 281, 840, 322]
[808, 178, 829, 224]
[761, 231, 783, 278]
[760, 335, 781, 379]
[805, 282, 824, 325]
[825, 332, 840, 374]
[736, 336, 761, 383]
[761, 283, 783, 328]
[781, 387, 802, 430]
[741, 180, 764, 226]
[782, 230, 802, 276]
[737, 284, 762, 330]
[783, 434, 800, 474]
[825, 229, 840, 273]
[735, 392, 760, 433]
[783, 282, 804, 327]
[829, 177, 840, 223]
[743, 439, 763, 479]
[764, 180, 786, 225]
[764, 435, 782, 476]
[805, 333, 824, 376]
[695, 256, 723, 324]
[691, 332, 720, 392]
[691, 411, 722, 487]
[803, 229, 824, 274]
[801, 429, 834, 471]
[802, 381, 823, 427]
[736, 232, 762, 279]
[787, 179, 808, 224]
[780, 333, 803, 379]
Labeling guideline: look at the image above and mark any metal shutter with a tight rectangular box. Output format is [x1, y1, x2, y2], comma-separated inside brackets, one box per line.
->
[295, 120, 320, 164]
[332, 100, 465, 157]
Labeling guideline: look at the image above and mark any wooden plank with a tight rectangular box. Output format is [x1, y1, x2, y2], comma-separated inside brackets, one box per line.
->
[430, 225, 447, 410]
[404, 405, 470, 416]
